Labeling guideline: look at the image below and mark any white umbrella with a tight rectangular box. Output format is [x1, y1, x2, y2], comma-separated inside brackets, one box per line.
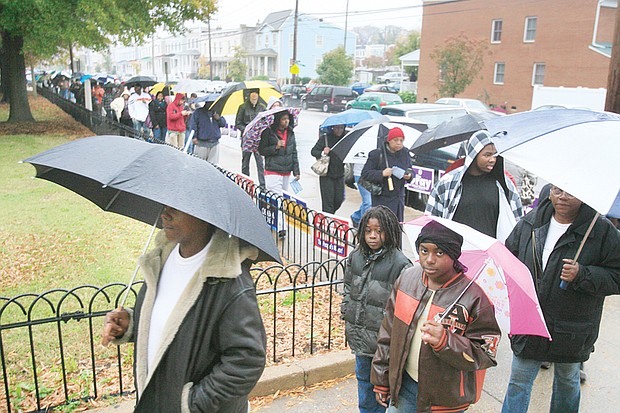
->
[485, 108, 620, 218]
[330, 116, 426, 164]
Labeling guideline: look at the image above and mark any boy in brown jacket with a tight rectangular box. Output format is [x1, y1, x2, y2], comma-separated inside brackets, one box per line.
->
[371, 220, 501, 412]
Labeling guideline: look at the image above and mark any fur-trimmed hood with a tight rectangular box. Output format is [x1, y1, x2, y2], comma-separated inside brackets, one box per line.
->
[134, 229, 258, 395]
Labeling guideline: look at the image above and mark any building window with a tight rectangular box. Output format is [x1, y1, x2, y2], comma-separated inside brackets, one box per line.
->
[316, 35, 323, 48]
[289, 33, 294, 49]
[272, 32, 277, 46]
[491, 19, 502, 43]
[524, 17, 537, 42]
[494, 62, 505, 84]
[315, 58, 322, 70]
[532, 63, 545, 85]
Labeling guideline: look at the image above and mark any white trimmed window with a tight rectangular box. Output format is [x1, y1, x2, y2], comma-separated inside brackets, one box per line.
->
[532, 63, 545, 85]
[491, 19, 503, 43]
[315, 58, 322, 70]
[524, 17, 537, 42]
[316, 35, 324, 47]
[494, 62, 505, 84]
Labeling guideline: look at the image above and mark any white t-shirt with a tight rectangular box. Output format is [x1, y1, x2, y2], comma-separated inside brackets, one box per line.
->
[542, 216, 572, 271]
[147, 242, 210, 371]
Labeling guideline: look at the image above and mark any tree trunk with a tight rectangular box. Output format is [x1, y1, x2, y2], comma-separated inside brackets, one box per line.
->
[606, 6, 620, 113]
[0, 32, 7, 103]
[2, 30, 34, 122]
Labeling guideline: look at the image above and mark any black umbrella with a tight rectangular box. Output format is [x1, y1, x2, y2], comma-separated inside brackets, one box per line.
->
[409, 113, 487, 154]
[124, 75, 157, 89]
[23, 136, 281, 263]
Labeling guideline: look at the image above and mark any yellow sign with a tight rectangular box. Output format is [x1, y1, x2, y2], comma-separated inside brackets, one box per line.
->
[289, 64, 300, 75]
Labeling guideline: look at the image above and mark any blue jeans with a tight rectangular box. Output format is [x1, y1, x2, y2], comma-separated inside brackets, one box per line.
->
[351, 175, 372, 225]
[132, 120, 148, 137]
[152, 126, 167, 142]
[355, 355, 386, 413]
[501, 354, 580, 413]
[387, 371, 464, 413]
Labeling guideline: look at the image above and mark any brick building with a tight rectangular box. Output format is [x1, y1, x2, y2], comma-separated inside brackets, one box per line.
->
[417, 0, 616, 112]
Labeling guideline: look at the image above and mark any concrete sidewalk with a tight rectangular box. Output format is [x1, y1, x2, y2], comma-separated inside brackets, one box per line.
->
[90, 140, 620, 412]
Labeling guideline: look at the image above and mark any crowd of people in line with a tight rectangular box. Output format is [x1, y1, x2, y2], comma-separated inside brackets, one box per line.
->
[84, 82, 620, 413]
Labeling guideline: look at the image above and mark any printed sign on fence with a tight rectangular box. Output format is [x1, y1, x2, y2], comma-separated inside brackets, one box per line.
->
[257, 191, 279, 231]
[313, 213, 350, 257]
[283, 192, 311, 234]
[406, 166, 435, 194]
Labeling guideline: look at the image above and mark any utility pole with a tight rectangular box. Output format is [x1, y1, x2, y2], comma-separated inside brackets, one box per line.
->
[208, 18, 213, 81]
[605, 5, 620, 113]
[292, 0, 299, 84]
[344, 0, 349, 50]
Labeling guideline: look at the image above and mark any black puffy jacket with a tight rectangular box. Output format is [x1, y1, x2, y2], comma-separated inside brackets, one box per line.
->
[506, 197, 620, 363]
[258, 126, 300, 176]
[341, 247, 411, 356]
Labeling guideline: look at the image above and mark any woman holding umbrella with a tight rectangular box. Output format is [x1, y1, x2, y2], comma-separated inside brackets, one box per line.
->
[258, 110, 300, 238]
[361, 127, 413, 222]
[311, 124, 346, 214]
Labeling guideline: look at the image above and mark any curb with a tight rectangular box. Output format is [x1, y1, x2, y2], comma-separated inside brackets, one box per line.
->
[89, 350, 355, 412]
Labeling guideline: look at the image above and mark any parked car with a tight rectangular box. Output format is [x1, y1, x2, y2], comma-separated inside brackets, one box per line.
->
[380, 104, 471, 209]
[350, 82, 372, 95]
[281, 84, 306, 107]
[364, 84, 400, 93]
[434, 98, 502, 117]
[301, 85, 356, 112]
[345, 92, 402, 111]
[376, 71, 407, 84]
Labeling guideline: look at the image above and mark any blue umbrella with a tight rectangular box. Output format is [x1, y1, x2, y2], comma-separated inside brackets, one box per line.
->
[320, 108, 384, 129]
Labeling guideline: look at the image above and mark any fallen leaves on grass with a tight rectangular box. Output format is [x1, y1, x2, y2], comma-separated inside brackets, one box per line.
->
[0, 96, 92, 139]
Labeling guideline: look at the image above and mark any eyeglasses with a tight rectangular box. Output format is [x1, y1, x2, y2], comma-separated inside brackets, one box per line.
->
[550, 187, 575, 199]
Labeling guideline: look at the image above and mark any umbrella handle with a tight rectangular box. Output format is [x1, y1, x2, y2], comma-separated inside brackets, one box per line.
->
[559, 213, 599, 289]
[438, 264, 485, 323]
[119, 210, 161, 308]
[387, 176, 394, 191]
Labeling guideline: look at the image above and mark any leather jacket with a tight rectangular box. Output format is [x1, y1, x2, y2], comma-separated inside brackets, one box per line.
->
[371, 264, 501, 413]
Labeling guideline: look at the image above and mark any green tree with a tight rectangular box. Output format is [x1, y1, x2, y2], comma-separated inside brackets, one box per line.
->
[387, 31, 420, 66]
[227, 46, 247, 82]
[430, 34, 487, 97]
[316, 46, 353, 86]
[0, 0, 217, 122]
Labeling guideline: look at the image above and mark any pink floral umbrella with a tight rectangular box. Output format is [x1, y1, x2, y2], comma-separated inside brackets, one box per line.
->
[242, 107, 301, 153]
[404, 215, 551, 339]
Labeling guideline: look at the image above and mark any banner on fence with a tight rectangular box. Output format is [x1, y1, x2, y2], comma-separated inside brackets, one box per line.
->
[283, 192, 311, 234]
[257, 191, 279, 231]
[313, 213, 350, 257]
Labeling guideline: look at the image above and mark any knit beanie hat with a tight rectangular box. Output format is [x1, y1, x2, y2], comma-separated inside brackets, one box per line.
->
[387, 127, 405, 142]
[415, 220, 463, 263]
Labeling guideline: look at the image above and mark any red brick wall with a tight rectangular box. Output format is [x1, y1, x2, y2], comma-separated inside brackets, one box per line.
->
[418, 0, 613, 112]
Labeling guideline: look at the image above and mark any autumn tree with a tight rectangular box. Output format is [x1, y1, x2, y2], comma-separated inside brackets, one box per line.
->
[430, 34, 487, 97]
[0, 0, 217, 122]
[316, 46, 353, 86]
[227, 46, 247, 82]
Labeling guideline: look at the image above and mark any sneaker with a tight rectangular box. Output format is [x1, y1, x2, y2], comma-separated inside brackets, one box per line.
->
[540, 361, 551, 369]
[278, 230, 287, 239]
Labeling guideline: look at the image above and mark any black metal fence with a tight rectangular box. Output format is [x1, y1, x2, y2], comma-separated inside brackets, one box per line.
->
[0, 90, 358, 412]
[0, 260, 347, 413]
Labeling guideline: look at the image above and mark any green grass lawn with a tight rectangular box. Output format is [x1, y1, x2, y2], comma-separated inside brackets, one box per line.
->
[0, 124, 149, 298]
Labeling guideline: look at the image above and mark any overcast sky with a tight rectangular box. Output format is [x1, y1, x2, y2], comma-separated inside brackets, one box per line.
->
[211, 0, 423, 31]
